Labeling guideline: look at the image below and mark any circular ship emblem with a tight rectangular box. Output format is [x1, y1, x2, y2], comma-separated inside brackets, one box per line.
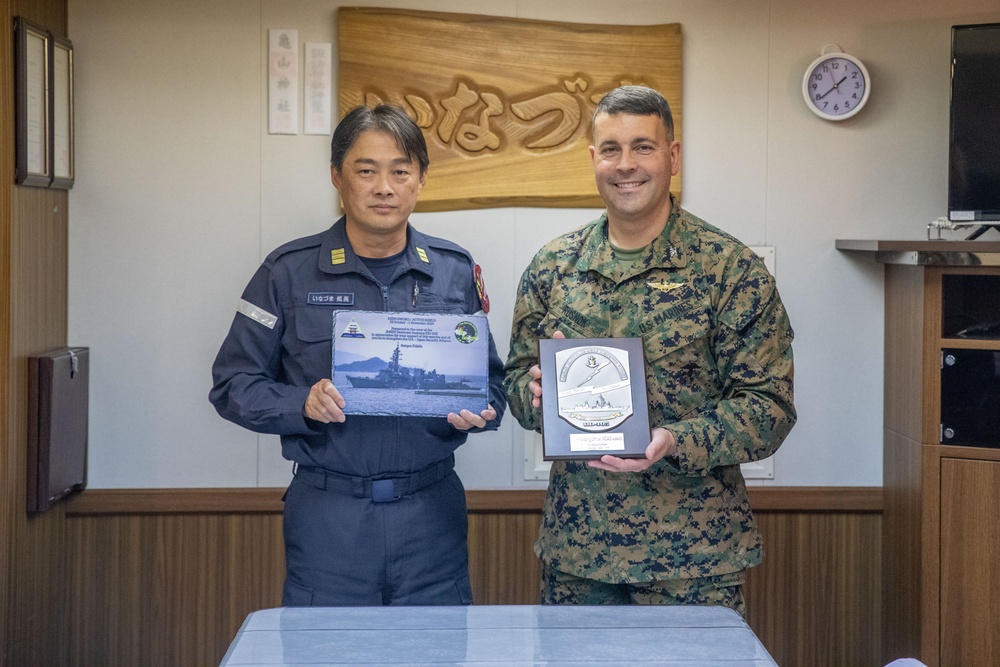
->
[555, 346, 633, 431]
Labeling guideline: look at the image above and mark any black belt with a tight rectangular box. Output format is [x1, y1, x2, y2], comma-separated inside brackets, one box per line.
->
[294, 456, 454, 503]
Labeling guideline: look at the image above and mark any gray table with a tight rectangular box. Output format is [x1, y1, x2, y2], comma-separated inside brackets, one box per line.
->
[220, 604, 778, 666]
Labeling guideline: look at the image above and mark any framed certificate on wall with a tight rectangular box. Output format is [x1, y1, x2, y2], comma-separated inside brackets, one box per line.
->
[14, 17, 52, 187]
[50, 34, 74, 189]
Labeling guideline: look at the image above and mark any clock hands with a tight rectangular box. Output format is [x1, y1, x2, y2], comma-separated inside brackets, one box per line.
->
[817, 75, 847, 100]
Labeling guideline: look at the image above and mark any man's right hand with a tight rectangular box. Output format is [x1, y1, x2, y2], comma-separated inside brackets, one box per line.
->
[528, 330, 565, 408]
[305, 379, 346, 423]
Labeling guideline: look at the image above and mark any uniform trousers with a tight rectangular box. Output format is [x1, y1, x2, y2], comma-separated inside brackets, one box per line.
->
[541, 563, 747, 617]
[281, 465, 472, 606]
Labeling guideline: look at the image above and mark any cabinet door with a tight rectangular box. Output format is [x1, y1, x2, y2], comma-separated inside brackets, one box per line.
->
[940, 458, 1000, 666]
[940, 349, 1000, 447]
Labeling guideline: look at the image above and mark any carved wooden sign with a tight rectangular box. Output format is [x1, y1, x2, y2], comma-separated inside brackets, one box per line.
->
[338, 8, 682, 211]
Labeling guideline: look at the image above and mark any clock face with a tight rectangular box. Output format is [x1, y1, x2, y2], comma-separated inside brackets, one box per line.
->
[803, 55, 870, 120]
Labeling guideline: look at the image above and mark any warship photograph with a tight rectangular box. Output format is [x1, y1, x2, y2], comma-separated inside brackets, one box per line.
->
[346, 343, 484, 396]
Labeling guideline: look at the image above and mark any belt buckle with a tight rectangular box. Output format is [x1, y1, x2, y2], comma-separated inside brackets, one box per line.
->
[371, 479, 399, 503]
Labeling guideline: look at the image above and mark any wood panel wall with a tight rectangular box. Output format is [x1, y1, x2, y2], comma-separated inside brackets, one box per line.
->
[27, 488, 883, 667]
[1, 1, 70, 665]
[749, 510, 882, 667]
[5, 187, 70, 667]
[0, 0, 13, 658]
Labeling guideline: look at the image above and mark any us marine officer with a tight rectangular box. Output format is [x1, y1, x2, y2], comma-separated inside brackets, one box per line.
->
[504, 86, 795, 612]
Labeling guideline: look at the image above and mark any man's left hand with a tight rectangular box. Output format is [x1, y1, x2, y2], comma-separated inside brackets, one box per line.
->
[587, 427, 677, 472]
[448, 405, 497, 431]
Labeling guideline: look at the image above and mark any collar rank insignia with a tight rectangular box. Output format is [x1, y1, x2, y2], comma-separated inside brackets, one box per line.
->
[331, 248, 346, 265]
[415, 247, 430, 263]
[647, 280, 684, 292]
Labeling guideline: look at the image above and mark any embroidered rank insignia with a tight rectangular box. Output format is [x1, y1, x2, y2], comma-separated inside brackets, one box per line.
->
[331, 248, 346, 265]
[474, 264, 490, 314]
[647, 280, 684, 292]
[416, 247, 430, 263]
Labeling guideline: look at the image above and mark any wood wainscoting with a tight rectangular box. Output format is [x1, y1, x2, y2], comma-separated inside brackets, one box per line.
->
[53, 486, 881, 667]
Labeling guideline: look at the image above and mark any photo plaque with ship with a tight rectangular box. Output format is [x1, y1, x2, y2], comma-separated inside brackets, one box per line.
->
[539, 337, 650, 460]
[332, 310, 490, 417]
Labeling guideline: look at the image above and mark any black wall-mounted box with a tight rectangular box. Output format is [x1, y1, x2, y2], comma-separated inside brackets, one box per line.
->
[27, 347, 89, 513]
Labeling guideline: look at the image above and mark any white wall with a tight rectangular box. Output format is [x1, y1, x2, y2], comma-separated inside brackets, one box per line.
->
[67, 0, 1000, 489]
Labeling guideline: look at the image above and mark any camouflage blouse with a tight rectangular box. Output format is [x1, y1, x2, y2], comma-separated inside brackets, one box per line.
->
[503, 203, 796, 583]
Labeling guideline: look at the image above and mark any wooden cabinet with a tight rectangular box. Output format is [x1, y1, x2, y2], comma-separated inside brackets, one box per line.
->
[939, 457, 1000, 665]
[838, 240, 1000, 667]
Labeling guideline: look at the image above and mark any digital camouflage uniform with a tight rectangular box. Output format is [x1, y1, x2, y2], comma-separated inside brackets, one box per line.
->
[504, 200, 796, 586]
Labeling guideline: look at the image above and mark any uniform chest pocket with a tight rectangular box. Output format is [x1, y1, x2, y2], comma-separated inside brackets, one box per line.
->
[639, 313, 718, 421]
[413, 291, 467, 315]
[293, 307, 336, 343]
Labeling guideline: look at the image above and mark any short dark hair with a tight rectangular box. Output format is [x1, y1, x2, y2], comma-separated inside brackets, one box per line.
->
[330, 104, 429, 175]
[592, 85, 674, 139]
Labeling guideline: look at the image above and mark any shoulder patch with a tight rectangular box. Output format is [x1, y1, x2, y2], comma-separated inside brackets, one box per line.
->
[474, 264, 490, 314]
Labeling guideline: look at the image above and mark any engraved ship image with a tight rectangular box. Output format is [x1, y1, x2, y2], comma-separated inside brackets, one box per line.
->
[347, 343, 485, 396]
[566, 393, 625, 421]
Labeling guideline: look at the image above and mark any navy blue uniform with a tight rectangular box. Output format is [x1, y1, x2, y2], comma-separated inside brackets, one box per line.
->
[210, 217, 505, 606]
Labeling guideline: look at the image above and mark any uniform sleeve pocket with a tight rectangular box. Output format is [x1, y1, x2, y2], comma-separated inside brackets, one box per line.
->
[293, 307, 336, 343]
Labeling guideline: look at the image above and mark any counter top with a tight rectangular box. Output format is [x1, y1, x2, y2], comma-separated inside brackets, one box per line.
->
[836, 239, 1000, 265]
[219, 605, 778, 666]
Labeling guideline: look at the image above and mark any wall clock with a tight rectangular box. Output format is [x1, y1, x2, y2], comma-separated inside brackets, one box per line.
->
[802, 44, 871, 121]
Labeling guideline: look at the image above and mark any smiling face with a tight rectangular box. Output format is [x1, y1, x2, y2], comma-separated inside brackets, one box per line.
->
[331, 129, 426, 257]
[589, 112, 681, 233]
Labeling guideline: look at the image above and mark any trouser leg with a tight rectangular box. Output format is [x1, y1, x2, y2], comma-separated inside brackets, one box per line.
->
[629, 570, 747, 617]
[281, 473, 384, 606]
[281, 469, 472, 606]
[541, 561, 746, 616]
[540, 561, 631, 604]
[386, 471, 472, 606]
